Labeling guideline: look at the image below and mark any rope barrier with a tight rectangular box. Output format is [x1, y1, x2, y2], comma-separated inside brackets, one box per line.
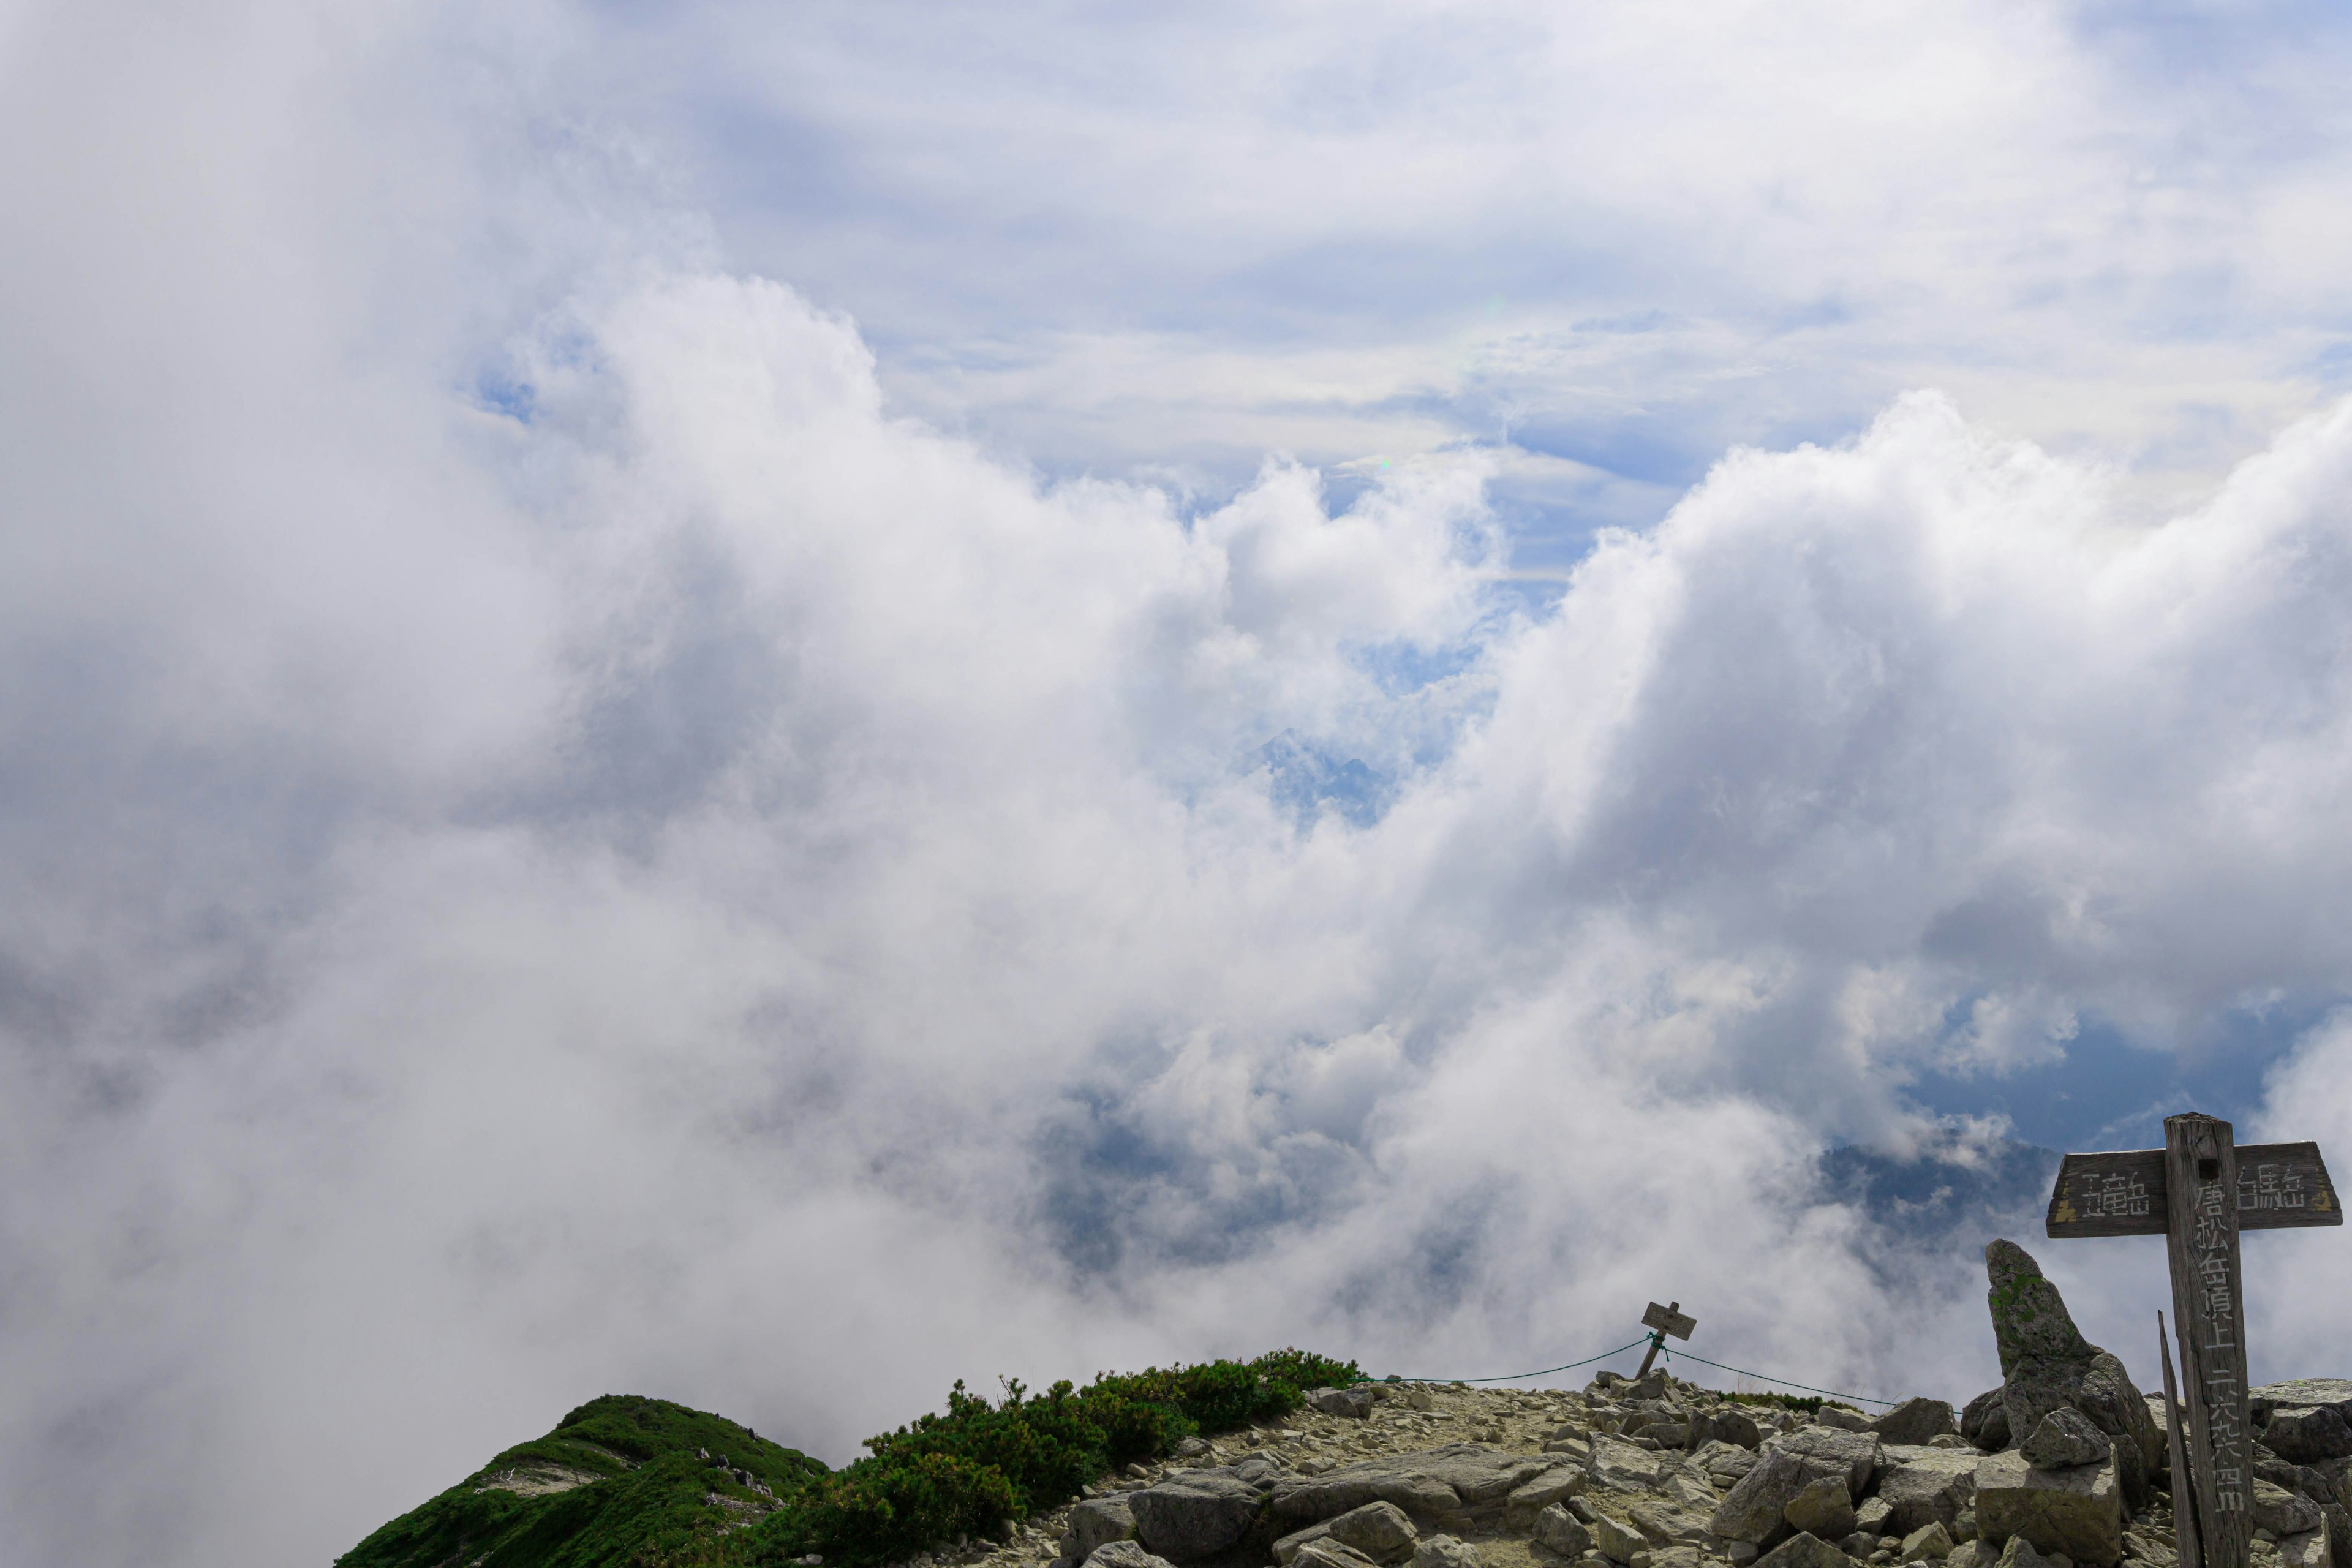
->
[1351, 1337, 1653, 1387]
[1659, 1348, 1898, 1408]
[1344, 1337, 1903, 1409]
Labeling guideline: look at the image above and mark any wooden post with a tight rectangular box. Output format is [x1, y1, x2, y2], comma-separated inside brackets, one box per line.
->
[2163, 1113, 2250, 1568]
[2044, 1114, 2339, 1568]
[2158, 1311, 2201, 1568]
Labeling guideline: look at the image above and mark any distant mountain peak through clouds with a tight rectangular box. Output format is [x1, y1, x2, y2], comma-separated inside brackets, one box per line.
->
[12, 6, 2352, 1568]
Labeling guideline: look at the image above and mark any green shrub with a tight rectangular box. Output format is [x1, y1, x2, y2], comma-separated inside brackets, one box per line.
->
[754, 1348, 1362, 1567]
[1723, 1391, 1863, 1415]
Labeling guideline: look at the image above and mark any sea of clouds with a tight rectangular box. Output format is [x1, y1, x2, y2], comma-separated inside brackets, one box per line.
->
[9, 5, 2352, 1567]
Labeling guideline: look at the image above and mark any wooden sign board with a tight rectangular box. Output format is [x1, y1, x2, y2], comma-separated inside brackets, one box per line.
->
[1642, 1300, 1697, 1341]
[2043, 1115, 2343, 1568]
[2045, 1142, 2339, 1238]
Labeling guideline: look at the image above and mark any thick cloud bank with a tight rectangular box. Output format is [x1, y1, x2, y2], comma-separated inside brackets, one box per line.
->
[12, 9, 2352, 1568]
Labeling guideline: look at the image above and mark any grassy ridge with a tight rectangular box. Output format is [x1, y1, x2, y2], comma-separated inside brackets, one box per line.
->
[336, 1349, 1360, 1568]
[337, 1394, 828, 1568]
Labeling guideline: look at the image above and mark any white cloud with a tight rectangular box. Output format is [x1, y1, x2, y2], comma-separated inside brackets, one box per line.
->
[12, 5, 2352, 1567]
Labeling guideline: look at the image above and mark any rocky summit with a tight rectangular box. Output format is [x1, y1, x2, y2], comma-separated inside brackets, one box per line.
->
[339, 1256, 2351, 1568]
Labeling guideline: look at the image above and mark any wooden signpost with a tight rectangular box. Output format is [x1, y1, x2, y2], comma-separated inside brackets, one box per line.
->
[1636, 1299, 1697, 1377]
[2045, 1112, 2341, 1568]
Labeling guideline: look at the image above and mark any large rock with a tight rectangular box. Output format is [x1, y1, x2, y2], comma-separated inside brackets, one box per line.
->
[1505, 1468, 1588, 1525]
[1693, 1408, 1766, 1452]
[1294, 1542, 1380, 1568]
[1311, 1389, 1378, 1420]
[1270, 1447, 1551, 1525]
[1973, 1449, 2123, 1567]
[1086, 1544, 1177, 1568]
[1410, 1536, 1480, 1568]
[1818, 1407, 1875, 1433]
[2262, 1406, 2352, 1466]
[1587, 1510, 1648, 1564]
[1128, 1473, 1267, 1560]
[2021, 1410, 2113, 1470]
[2256, 1384, 2352, 1426]
[2321, 1504, 2352, 1568]
[1711, 1437, 1873, 1547]
[1875, 1449, 1983, 1536]
[1063, 1496, 1138, 1563]
[1589, 1436, 1672, 1491]
[1784, 1475, 1858, 1537]
[1902, 1523, 1958, 1563]
[1696, 1441, 1762, 1484]
[1533, 1504, 1592, 1558]
[1752, 1533, 1852, 1568]
[1329, 1502, 1419, 1564]
[2256, 1480, 2327, 1538]
[1963, 1392, 2012, 1454]
[1781, 1428, 1882, 1498]
[2280, 1521, 2334, 1568]
[1985, 1241, 2163, 1509]
[1878, 1401, 1962, 1447]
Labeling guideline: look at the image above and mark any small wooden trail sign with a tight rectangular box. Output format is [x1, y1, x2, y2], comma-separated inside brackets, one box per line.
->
[1636, 1299, 1696, 1377]
[2044, 1113, 2340, 1568]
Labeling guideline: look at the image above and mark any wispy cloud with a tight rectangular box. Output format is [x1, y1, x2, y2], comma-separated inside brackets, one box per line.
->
[11, 5, 2352, 1567]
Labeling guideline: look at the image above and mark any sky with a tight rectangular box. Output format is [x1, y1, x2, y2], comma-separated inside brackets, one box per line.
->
[9, 2, 2352, 1565]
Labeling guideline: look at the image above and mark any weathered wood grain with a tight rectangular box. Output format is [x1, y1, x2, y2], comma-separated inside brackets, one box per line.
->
[2044, 1142, 2340, 1238]
[2166, 1113, 2250, 1568]
[2160, 1310, 2201, 1568]
[1641, 1300, 1696, 1341]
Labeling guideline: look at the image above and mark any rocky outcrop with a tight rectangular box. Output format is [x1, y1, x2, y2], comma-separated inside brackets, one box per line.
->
[2255, 1382, 2352, 1465]
[1129, 1472, 1269, 1560]
[1972, 1450, 2123, 1567]
[2018, 1410, 2111, 1470]
[1874, 1403, 1961, 1448]
[1983, 1241, 2162, 1510]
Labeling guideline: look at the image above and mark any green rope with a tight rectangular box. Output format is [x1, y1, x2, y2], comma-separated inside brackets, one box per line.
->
[1351, 1337, 1653, 1387]
[1660, 1348, 1897, 1408]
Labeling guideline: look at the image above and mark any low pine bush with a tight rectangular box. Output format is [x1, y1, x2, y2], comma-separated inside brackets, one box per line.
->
[755, 1348, 1361, 1567]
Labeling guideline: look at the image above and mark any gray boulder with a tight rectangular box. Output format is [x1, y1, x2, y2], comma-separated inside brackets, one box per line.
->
[1875, 1449, 1982, 1536]
[1692, 1408, 1766, 1451]
[2255, 1479, 2326, 1538]
[1409, 1535, 1481, 1568]
[1996, 1537, 2056, 1568]
[1696, 1439, 1761, 1484]
[1963, 1391, 2012, 1454]
[1588, 1434, 1671, 1491]
[1710, 1438, 1871, 1547]
[1272, 1523, 1333, 1566]
[1128, 1472, 1266, 1560]
[2021, 1410, 2112, 1471]
[1817, 1406, 1875, 1433]
[1781, 1427, 1882, 1498]
[2280, 1528, 2332, 1568]
[1902, 1523, 1958, 1563]
[1504, 1467, 1588, 1525]
[1063, 1495, 1138, 1563]
[1270, 1447, 1549, 1525]
[1585, 1509, 1649, 1564]
[1327, 1502, 1418, 1564]
[1856, 1498, 1894, 1536]
[1310, 1388, 1378, 1420]
[1293, 1542, 1379, 1568]
[1984, 1241, 2162, 1509]
[1752, 1533, 1852, 1568]
[1085, 1544, 1177, 1568]
[1532, 1504, 1592, 1558]
[1878, 1400, 1962, 1447]
[1973, 1449, 2122, 1567]
[1784, 1474, 1857, 1538]
[2264, 1407, 2352, 1466]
